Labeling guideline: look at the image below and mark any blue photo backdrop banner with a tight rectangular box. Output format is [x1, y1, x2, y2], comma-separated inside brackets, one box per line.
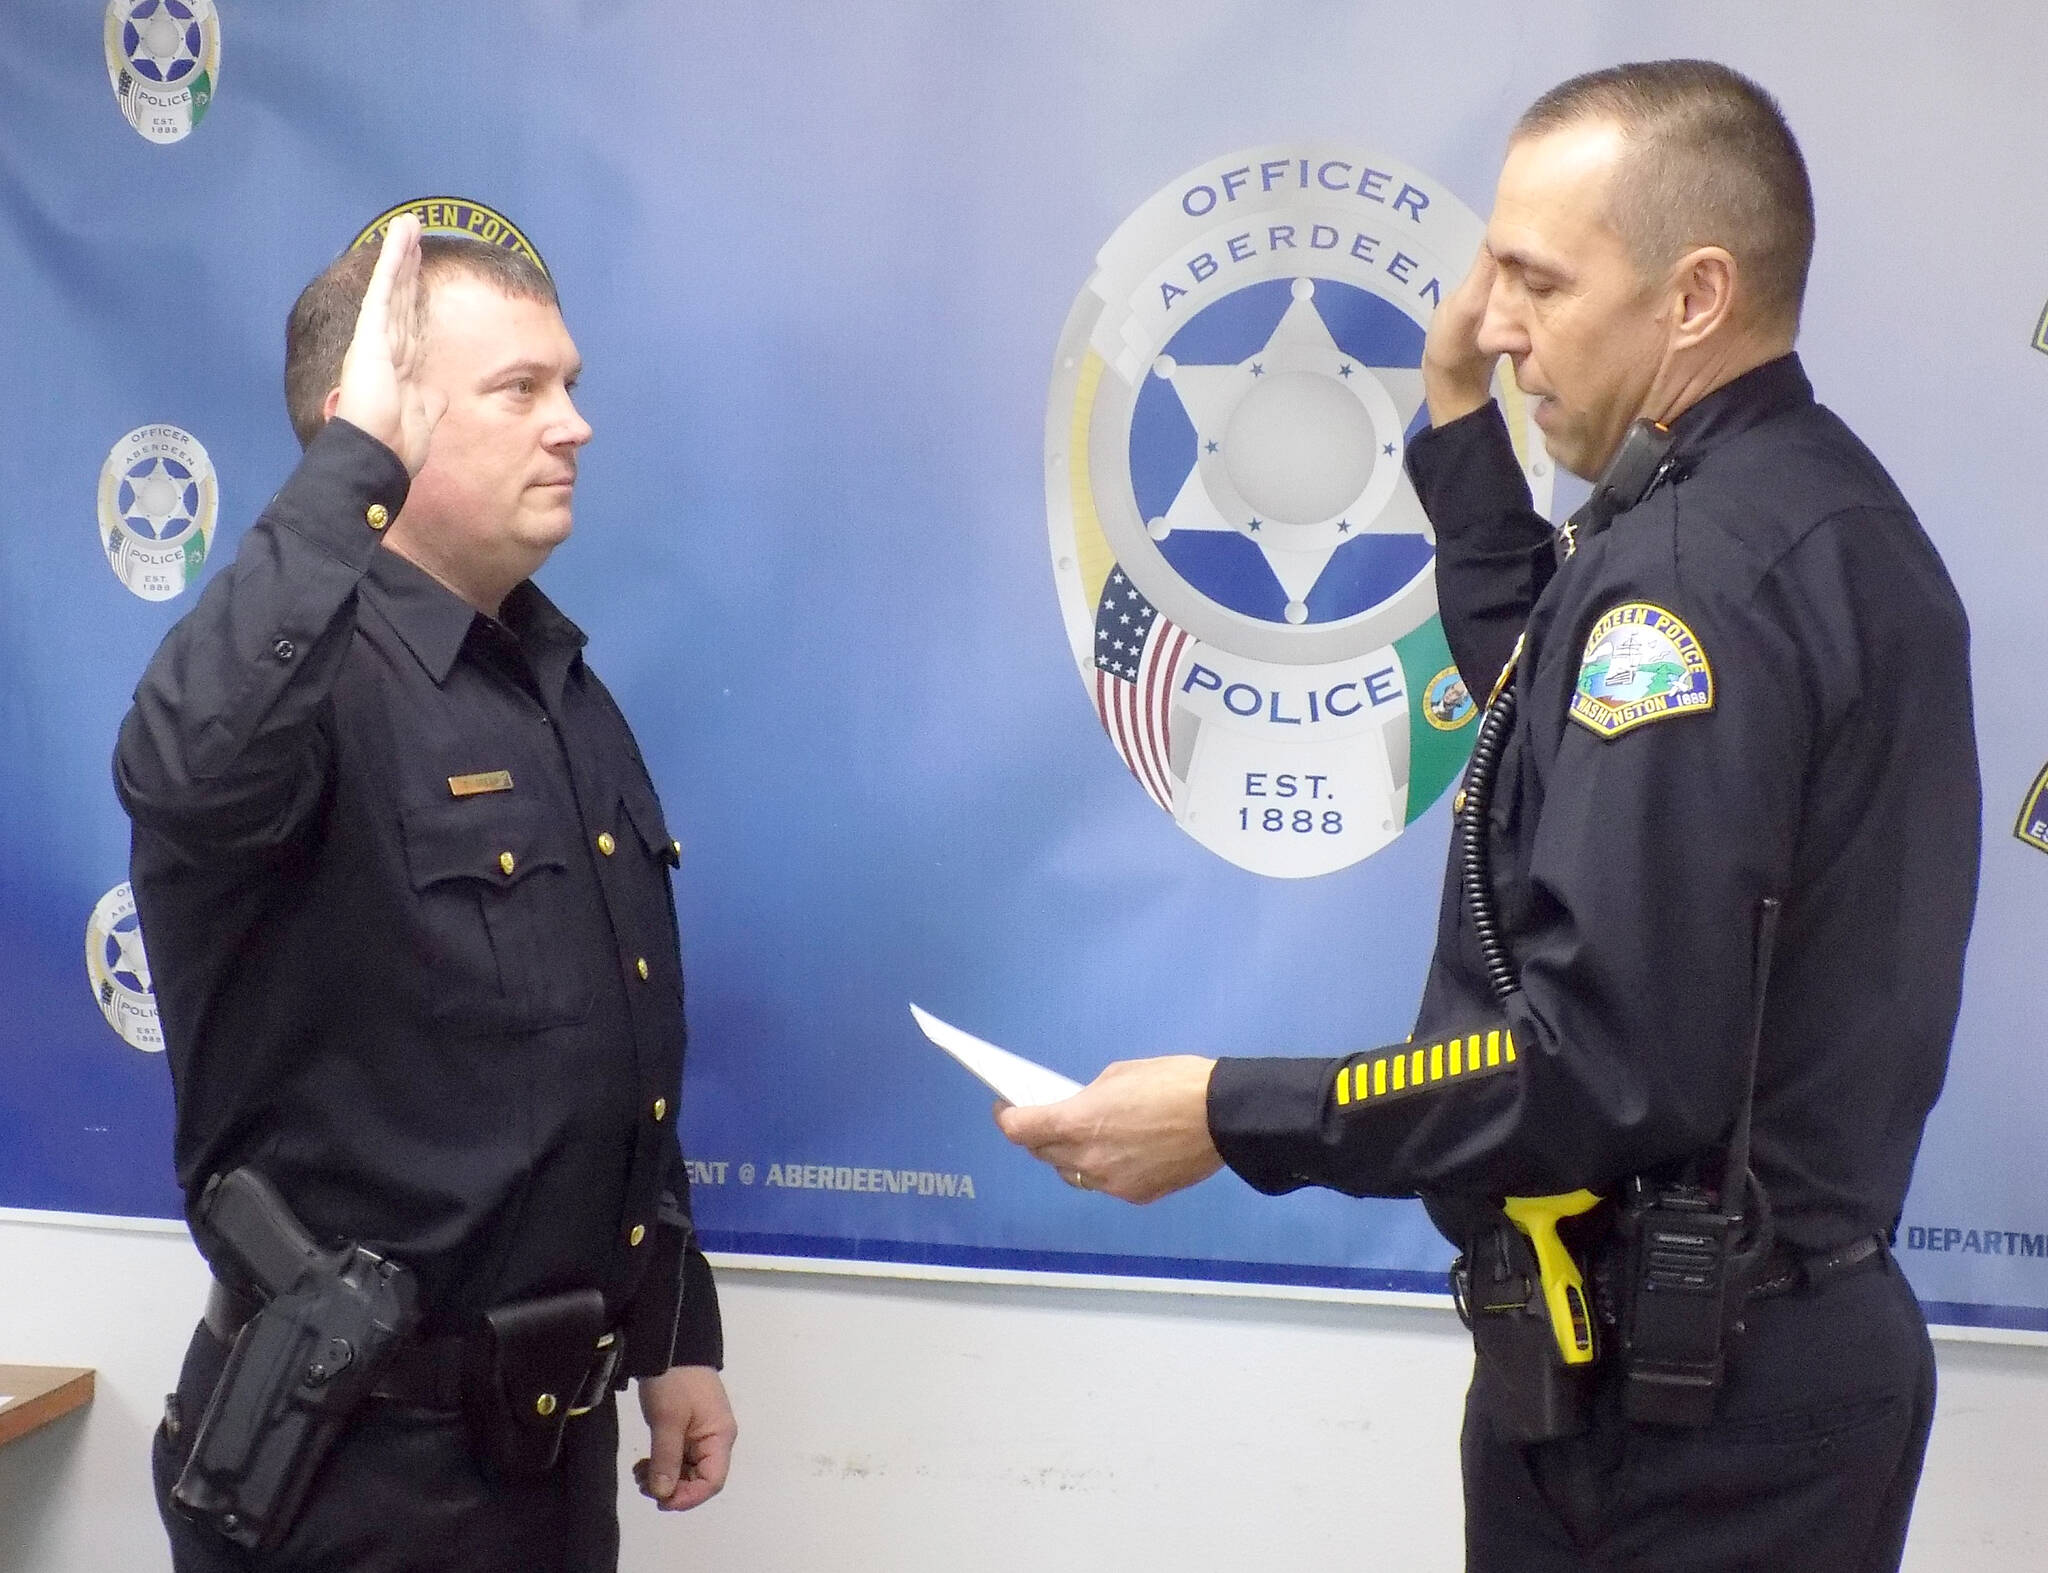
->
[4, 3, 2044, 1334]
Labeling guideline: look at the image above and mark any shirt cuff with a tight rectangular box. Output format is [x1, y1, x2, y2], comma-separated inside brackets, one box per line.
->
[620, 1222, 724, 1376]
[1206, 1056, 1343, 1197]
[1404, 402, 1538, 546]
[263, 418, 411, 570]
[669, 1248, 724, 1370]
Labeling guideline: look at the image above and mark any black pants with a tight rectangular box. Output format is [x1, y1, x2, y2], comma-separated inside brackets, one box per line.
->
[153, 1322, 622, 1573]
[1462, 1249, 1936, 1572]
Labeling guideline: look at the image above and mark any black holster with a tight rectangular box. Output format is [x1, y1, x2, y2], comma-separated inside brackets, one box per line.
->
[461, 1288, 618, 1479]
[172, 1169, 419, 1551]
[1453, 1214, 1594, 1444]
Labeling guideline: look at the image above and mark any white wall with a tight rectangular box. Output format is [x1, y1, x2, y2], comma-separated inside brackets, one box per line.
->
[1, 1215, 2041, 1572]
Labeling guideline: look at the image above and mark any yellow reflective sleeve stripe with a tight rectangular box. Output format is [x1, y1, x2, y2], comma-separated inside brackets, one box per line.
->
[1332, 1025, 1518, 1115]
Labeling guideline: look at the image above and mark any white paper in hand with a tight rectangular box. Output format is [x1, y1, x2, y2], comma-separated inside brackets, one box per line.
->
[909, 1004, 1083, 1107]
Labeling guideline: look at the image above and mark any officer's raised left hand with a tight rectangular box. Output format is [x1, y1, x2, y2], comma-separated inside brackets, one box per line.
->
[995, 1056, 1223, 1203]
[635, 1365, 736, 1512]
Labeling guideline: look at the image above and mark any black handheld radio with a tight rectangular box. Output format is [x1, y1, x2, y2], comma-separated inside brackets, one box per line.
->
[1614, 898, 1781, 1426]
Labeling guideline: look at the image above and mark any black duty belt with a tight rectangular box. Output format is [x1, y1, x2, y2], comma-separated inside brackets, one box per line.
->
[202, 1279, 616, 1416]
[205, 1280, 467, 1409]
[1744, 1234, 1886, 1300]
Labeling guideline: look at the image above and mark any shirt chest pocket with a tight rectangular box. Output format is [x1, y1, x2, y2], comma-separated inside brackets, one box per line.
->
[399, 795, 593, 1034]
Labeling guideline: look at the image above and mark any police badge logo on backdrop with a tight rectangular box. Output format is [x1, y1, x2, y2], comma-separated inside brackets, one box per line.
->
[1047, 146, 1550, 878]
[98, 424, 217, 601]
[104, 0, 220, 144]
[86, 882, 163, 1053]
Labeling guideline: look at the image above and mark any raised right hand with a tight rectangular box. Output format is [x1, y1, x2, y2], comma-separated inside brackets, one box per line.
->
[1420, 246, 1501, 428]
[332, 214, 445, 476]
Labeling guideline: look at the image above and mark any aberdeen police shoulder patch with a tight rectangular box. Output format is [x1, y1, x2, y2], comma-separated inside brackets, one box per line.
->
[1568, 602, 1713, 739]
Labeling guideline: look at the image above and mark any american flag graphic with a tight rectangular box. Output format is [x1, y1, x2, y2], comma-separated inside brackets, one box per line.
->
[1092, 567, 1191, 812]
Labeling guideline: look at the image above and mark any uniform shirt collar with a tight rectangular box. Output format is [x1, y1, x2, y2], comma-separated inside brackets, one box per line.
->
[497, 579, 588, 712]
[363, 547, 476, 683]
[1665, 352, 1813, 472]
[363, 549, 587, 706]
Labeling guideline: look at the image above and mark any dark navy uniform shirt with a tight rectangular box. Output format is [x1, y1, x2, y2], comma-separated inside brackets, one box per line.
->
[1209, 356, 1980, 1253]
[115, 418, 720, 1371]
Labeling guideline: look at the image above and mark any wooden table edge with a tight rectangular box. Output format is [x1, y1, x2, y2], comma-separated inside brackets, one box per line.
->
[0, 1368, 96, 1449]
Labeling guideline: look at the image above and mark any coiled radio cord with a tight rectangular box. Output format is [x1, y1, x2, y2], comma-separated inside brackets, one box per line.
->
[1458, 639, 1524, 1007]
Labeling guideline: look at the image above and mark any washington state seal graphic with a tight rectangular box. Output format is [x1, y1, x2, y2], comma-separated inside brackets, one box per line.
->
[1045, 146, 1551, 878]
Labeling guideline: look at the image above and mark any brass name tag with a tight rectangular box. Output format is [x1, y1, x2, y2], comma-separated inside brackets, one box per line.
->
[448, 770, 514, 798]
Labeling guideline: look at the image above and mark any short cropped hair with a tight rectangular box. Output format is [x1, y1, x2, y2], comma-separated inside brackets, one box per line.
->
[1514, 60, 1814, 330]
[283, 235, 559, 449]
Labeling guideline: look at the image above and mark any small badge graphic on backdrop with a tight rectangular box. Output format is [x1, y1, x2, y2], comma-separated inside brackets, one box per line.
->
[86, 882, 163, 1052]
[351, 197, 549, 275]
[104, 0, 220, 145]
[98, 424, 216, 601]
[2016, 762, 2048, 854]
[1046, 146, 1551, 878]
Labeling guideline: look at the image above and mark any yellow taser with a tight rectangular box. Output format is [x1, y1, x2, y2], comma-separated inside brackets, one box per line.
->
[1502, 1189, 1603, 1365]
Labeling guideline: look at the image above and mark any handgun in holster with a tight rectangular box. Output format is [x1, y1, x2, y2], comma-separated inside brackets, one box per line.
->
[1452, 1189, 1605, 1442]
[171, 1167, 419, 1552]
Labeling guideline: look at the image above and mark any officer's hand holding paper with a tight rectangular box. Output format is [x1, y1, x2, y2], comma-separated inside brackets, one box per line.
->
[911, 1005, 1219, 1201]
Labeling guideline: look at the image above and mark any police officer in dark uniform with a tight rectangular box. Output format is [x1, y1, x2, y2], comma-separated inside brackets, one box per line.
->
[999, 62, 1978, 1572]
[116, 215, 735, 1572]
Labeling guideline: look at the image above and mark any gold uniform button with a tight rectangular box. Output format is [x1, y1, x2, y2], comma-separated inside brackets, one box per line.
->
[366, 503, 390, 530]
[535, 1393, 557, 1417]
[669, 839, 682, 860]
[629, 1224, 646, 1247]
[498, 851, 516, 876]
[596, 832, 616, 856]
[1453, 789, 1468, 816]
[635, 957, 650, 981]
[652, 1098, 667, 1122]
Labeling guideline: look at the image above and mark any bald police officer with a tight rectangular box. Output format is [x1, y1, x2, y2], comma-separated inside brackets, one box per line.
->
[999, 61, 1977, 1573]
